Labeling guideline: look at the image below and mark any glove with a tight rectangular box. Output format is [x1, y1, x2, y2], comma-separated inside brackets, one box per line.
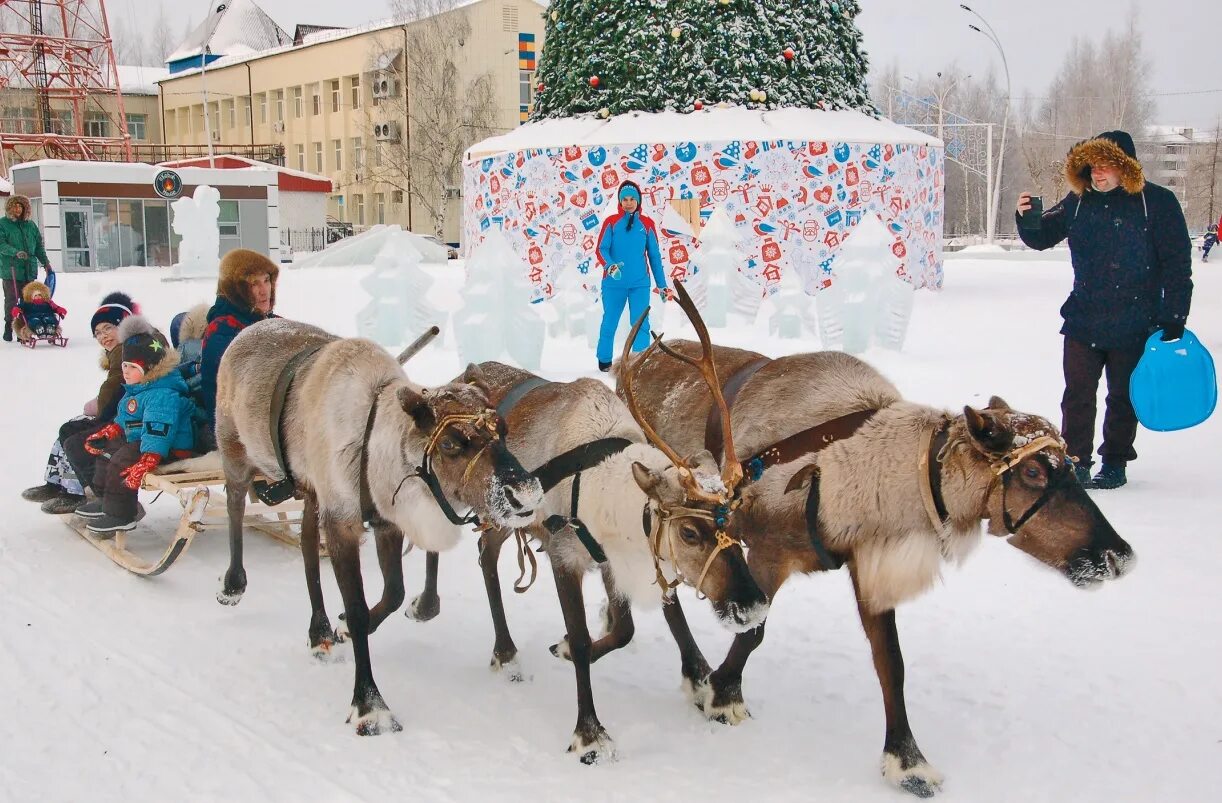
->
[1160, 322, 1185, 342]
[121, 452, 162, 490]
[654, 287, 676, 302]
[15, 250, 27, 260]
[9, 306, 18, 320]
[84, 423, 122, 455]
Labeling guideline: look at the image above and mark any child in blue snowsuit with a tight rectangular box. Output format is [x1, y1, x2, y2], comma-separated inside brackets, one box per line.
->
[595, 180, 669, 372]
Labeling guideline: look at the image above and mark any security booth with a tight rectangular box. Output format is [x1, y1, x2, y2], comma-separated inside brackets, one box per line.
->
[7, 160, 280, 271]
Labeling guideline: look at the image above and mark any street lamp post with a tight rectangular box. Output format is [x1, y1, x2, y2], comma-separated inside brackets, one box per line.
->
[961, 5, 1010, 244]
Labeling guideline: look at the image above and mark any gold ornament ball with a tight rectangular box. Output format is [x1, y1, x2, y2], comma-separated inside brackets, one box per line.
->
[671, 27, 681, 39]
[598, 107, 610, 118]
[550, 10, 558, 20]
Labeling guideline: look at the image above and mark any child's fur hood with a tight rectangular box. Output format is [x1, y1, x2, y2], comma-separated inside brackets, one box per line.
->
[1065, 137, 1145, 196]
[178, 302, 210, 342]
[217, 248, 278, 313]
[117, 315, 179, 384]
[4, 194, 31, 220]
[21, 280, 51, 303]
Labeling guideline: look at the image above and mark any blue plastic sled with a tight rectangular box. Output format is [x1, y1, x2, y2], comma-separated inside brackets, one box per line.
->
[1130, 329, 1217, 431]
[45, 270, 56, 296]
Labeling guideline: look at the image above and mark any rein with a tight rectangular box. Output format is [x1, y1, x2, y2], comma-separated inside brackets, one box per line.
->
[393, 410, 501, 527]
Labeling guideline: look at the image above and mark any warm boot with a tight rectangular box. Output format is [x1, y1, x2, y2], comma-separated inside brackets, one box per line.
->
[598, 360, 612, 373]
[86, 514, 139, 536]
[42, 494, 86, 514]
[74, 499, 106, 518]
[1072, 464, 1093, 487]
[22, 482, 63, 502]
[1091, 464, 1127, 490]
[2, 323, 11, 342]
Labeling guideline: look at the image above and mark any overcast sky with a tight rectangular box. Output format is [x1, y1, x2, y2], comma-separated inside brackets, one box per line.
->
[132, 0, 1222, 128]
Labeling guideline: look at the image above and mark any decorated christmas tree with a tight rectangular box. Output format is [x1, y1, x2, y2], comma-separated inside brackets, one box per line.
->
[530, 0, 875, 120]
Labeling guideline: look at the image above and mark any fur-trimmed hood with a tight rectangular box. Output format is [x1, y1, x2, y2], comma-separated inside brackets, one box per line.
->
[4, 194, 31, 220]
[117, 314, 180, 384]
[217, 248, 278, 314]
[1065, 133, 1145, 196]
[178, 302, 210, 342]
[21, 280, 51, 303]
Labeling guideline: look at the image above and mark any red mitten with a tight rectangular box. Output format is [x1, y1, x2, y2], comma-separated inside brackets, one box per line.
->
[9, 306, 18, 319]
[52, 301, 67, 317]
[84, 423, 122, 455]
[121, 452, 162, 490]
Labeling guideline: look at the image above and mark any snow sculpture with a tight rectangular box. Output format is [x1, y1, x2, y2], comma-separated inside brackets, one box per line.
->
[170, 185, 221, 279]
[764, 258, 812, 339]
[453, 228, 545, 371]
[355, 230, 443, 349]
[814, 214, 913, 353]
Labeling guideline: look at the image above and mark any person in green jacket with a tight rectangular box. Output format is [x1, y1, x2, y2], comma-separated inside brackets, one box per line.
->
[1, 194, 53, 342]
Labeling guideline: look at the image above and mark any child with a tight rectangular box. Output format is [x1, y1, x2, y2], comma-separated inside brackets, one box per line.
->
[74, 315, 197, 534]
[12, 279, 65, 342]
[1203, 224, 1218, 263]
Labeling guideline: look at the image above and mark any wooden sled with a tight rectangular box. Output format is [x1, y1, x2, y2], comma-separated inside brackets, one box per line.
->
[63, 465, 304, 577]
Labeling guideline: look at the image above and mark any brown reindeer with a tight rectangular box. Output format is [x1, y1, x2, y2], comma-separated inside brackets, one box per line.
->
[616, 342, 1135, 797]
[214, 319, 544, 735]
[409, 292, 768, 763]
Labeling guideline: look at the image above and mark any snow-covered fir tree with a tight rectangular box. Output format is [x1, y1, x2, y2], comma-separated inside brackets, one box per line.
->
[530, 0, 876, 120]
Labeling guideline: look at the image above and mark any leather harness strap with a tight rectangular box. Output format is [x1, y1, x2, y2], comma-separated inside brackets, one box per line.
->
[742, 408, 879, 484]
[358, 379, 396, 522]
[918, 422, 952, 530]
[705, 357, 770, 462]
[496, 375, 551, 419]
[252, 342, 325, 506]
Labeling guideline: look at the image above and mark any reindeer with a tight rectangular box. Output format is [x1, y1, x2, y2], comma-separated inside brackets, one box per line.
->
[616, 342, 1136, 797]
[214, 320, 544, 735]
[409, 289, 768, 763]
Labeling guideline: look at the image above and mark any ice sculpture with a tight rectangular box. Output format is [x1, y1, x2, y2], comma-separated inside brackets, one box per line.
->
[169, 185, 221, 280]
[452, 228, 545, 371]
[355, 230, 445, 349]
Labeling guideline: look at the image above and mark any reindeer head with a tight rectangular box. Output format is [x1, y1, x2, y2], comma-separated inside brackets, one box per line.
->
[961, 396, 1134, 587]
[620, 283, 770, 632]
[399, 364, 544, 529]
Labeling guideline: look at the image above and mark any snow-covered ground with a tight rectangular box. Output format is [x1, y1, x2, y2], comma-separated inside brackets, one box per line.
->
[3, 253, 1219, 803]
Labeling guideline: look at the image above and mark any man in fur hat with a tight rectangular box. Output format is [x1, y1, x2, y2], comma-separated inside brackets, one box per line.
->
[1016, 130, 1193, 489]
[75, 315, 197, 533]
[1, 194, 53, 342]
[199, 249, 279, 446]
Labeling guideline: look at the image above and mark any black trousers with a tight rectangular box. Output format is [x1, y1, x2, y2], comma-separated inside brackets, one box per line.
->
[1061, 336, 1142, 468]
[3, 278, 29, 327]
[91, 436, 143, 520]
[63, 420, 107, 493]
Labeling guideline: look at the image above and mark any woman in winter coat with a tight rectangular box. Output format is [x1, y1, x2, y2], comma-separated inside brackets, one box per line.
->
[74, 316, 197, 533]
[594, 180, 670, 372]
[199, 249, 279, 446]
[1, 194, 53, 342]
[21, 292, 137, 513]
[1016, 130, 1193, 490]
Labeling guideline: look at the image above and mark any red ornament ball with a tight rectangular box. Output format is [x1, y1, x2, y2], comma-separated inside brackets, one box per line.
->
[694, 100, 704, 110]
[589, 75, 600, 88]
[783, 47, 795, 61]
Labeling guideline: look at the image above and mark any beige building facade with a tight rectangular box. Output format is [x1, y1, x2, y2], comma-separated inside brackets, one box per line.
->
[158, 0, 545, 245]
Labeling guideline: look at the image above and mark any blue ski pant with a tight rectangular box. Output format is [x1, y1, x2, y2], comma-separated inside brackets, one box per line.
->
[597, 284, 651, 364]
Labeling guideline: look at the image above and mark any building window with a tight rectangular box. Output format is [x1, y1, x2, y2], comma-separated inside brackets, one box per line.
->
[126, 113, 147, 140]
[333, 138, 342, 171]
[354, 194, 365, 226]
[350, 76, 361, 111]
[225, 99, 235, 128]
[296, 144, 305, 171]
[519, 70, 533, 122]
[241, 96, 251, 126]
[275, 90, 285, 122]
[210, 102, 220, 134]
[375, 192, 385, 224]
[218, 200, 240, 238]
[258, 93, 267, 124]
[331, 79, 341, 112]
[165, 110, 176, 138]
[314, 142, 323, 173]
[85, 112, 109, 137]
[374, 143, 383, 167]
[392, 189, 403, 204]
[352, 137, 363, 171]
[312, 84, 321, 115]
[293, 86, 303, 118]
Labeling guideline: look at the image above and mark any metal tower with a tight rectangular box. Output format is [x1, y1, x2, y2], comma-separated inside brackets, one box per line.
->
[0, 0, 132, 170]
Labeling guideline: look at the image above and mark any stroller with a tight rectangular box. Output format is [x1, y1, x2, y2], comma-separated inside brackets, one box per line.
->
[11, 274, 68, 348]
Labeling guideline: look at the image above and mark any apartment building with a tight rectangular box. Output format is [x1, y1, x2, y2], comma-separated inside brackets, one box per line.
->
[157, 0, 546, 245]
[1140, 125, 1222, 231]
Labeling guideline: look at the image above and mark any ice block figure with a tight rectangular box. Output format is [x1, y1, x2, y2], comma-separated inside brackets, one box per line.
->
[170, 185, 221, 279]
[355, 230, 444, 349]
[453, 228, 545, 371]
[814, 214, 911, 354]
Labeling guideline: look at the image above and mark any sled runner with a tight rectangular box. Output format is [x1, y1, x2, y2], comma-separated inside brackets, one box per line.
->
[62, 461, 304, 577]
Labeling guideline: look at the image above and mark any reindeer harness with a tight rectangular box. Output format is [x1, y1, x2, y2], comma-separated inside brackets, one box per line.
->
[253, 343, 326, 506]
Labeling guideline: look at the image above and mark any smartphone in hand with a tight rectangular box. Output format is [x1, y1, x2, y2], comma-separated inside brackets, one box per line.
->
[1020, 195, 1043, 230]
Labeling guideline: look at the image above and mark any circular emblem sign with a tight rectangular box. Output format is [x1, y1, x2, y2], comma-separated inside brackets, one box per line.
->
[153, 169, 183, 199]
[126, 398, 139, 414]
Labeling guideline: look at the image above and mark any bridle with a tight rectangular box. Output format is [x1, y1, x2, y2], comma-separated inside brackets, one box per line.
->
[393, 409, 503, 527]
[987, 435, 1075, 535]
[643, 498, 745, 600]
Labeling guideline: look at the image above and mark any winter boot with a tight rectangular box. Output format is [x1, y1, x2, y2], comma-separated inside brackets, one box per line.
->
[74, 499, 106, 518]
[598, 360, 612, 373]
[1091, 463, 1127, 490]
[1072, 463, 1093, 487]
[85, 504, 145, 537]
[2, 322, 11, 342]
[42, 494, 85, 514]
[22, 482, 63, 503]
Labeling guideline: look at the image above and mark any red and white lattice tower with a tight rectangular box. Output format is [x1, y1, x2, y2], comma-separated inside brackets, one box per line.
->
[0, 0, 131, 170]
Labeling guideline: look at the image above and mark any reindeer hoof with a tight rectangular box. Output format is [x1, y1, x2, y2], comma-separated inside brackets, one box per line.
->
[405, 593, 440, 622]
[568, 728, 615, 765]
[882, 753, 943, 798]
[347, 705, 403, 736]
[680, 674, 713, 712]
[549, 638, 572, 661]
[310, 638, 347, 663]
[706, 699, 751, 726]
[490, 654, 527, 682]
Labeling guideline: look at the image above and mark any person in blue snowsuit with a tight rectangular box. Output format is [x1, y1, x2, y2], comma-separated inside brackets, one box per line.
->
[595, 180, 669, 372]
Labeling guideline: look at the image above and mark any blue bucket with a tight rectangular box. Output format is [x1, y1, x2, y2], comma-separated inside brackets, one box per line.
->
[1130, 328, 1217, 431]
